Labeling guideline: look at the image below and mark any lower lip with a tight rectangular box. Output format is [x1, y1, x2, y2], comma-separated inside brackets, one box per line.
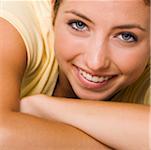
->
[74, 67, 112, 90]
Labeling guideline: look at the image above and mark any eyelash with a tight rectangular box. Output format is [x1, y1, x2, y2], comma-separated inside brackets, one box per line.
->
[115, 32, 138, 43]
[67, 20, 88, 32]
[67, 20, 138, 43]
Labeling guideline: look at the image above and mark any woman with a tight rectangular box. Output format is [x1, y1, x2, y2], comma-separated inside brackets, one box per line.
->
[0, 0, 150, 149]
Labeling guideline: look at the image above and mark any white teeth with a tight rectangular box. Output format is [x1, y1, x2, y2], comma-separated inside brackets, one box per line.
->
[86, 74, 92, 81]
[98, 77, 104, 82]
[93, 76, 100, 82]
[104, 77, 109, 81]
[79, 69, 111, 83]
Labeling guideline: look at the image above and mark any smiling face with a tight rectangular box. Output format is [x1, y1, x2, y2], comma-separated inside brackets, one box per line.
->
[53, 0, 150, 100]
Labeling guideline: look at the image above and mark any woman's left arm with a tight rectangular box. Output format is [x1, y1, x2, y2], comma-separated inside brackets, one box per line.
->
[21, 94, 150, 150]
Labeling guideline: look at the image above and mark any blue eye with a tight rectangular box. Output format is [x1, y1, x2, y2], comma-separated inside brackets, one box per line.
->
[117, 32, 137, 42]
[68, 20, 88, 32]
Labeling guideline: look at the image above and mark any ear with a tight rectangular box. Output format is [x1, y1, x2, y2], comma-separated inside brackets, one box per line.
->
[51, 0, 55, 6]
[50, 0, 56, 25]
[50, 0, 55, 14]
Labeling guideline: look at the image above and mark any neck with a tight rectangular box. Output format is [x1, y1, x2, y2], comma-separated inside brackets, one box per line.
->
[53, 70, 77, 98]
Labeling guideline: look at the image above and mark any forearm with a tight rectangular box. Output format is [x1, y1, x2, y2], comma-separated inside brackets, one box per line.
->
[59, 99, 149, 150]
[21, 95, 150, 150]
[0, 111, 110, 150]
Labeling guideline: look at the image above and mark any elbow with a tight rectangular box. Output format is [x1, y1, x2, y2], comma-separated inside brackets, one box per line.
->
[0, 112, 19, 149]
[0, 123, 12, 149]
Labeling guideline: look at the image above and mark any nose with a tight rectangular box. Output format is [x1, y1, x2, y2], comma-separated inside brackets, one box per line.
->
[84, 38, 110, 71]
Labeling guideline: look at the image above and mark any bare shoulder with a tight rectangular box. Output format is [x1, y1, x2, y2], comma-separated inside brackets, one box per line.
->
[0, 17, 27, 71]
[0, 18, 27, 111]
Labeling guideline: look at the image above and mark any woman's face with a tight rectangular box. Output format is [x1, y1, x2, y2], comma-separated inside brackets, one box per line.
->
[54, 0, 150, 100]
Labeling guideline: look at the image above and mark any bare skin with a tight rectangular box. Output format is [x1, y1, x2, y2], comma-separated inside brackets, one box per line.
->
[0, 18, 110, 150]
[0, 0, 150, 149]
[53, 0, 150, 101]
[21, 95, 150, 150]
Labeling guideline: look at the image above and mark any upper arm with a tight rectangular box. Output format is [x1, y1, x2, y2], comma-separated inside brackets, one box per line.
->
[0, 18, 27, 111]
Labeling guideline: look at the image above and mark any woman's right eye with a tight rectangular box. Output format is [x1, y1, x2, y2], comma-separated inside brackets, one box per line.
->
[67, 20, 88, 32]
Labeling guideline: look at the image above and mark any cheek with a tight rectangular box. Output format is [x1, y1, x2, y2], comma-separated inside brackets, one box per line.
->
[112, 44, 149, 78]
[54, 30, 75, 62]
[54, 28, 85, 63]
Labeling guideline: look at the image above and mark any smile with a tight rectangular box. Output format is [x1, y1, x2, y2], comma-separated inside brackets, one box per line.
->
[79, 69, 112, 83]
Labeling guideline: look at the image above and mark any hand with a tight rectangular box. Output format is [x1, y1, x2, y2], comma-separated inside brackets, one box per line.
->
[20, 95, 50, 119]
[20, 95, 60, 122]
[20, 95, 41, 116]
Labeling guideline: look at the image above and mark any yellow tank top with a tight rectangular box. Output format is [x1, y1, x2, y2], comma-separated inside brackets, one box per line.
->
[0, 0, 58, 97]
[0, 0, 150, 104]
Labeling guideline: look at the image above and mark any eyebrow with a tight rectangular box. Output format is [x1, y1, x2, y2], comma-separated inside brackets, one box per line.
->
[112, 25, 146, 32]
[65, 10, 94, 24]
[65, 10, 146, 32]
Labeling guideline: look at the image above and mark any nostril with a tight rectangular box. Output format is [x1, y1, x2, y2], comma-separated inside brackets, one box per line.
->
[85, 55, 110, 71]
[84, 42, 111, 71]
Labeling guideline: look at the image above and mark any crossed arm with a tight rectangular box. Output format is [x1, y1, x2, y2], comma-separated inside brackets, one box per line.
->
[1, 18, 149, 150]
[0, 18, 110, 150]
[21, 95, 150, 150]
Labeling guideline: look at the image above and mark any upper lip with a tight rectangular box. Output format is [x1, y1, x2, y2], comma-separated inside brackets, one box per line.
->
[75, 65, 118, 77]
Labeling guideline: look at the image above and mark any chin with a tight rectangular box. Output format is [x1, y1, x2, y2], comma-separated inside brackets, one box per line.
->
[74, 90, 112, 101]
[72, 83, 123, 101]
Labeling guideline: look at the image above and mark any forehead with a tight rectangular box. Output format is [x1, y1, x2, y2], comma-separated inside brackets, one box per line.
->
[57, 0, 150, 31]
[61, 0, 148, 13]
[62, 0, 147, 11]
[63, 0, 145, 3]
[62, 0, 146, 9]
[60, 0, 149, 25]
